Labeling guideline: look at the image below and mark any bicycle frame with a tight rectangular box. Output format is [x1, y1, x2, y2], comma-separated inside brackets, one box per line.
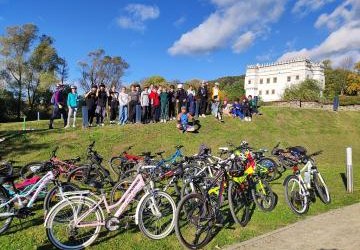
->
[66, 173, 148, 228]
[0, 171, 55, 215]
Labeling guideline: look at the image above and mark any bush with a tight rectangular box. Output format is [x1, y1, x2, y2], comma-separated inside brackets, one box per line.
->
[283, 79, 322, 102]
[339, 95, 360, 106]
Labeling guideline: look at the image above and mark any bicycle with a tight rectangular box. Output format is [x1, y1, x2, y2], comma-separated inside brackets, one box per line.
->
[45, 167, 176, 250]
[109, 145, 143, 176]
[0, 162, 77, 235]
[283, 150, 330, 215]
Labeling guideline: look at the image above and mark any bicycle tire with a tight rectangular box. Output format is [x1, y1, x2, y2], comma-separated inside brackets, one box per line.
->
[0, 188, 14, 235]
[137, 191, 176, 240]
[66, 165, 104, 188]
[313, 172, 331, 204]
[46, 197, 102, 250]
[228, 182, 250, 227]
[251, 179, 276, 212]
[20, 161, 45, 178]
[284, 175, 309, 215]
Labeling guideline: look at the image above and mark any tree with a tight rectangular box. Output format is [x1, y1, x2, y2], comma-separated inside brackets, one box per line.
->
[0, 24, 38, 118]
[339, 56, 354, 95]
[346, 61, 360, 95]
[57, 57, 68, 84]
[283, 79, 322, 102]
[141, 75, 167, 87]
[79, 49, 129, 90]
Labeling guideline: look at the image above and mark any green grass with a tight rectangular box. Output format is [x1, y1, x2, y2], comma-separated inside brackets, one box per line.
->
[0, 107, 359, 250]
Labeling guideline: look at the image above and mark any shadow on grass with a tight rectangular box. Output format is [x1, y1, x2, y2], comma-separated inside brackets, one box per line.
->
[340, 173, 347, 190]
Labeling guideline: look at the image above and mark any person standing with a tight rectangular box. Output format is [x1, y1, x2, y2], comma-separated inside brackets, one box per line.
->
[85, 85, 98, 127]
[141, 86, 150, 123]
[176, 84, 187, 114]
[95, 83, 108, 126]
[108, 86, 119, 124]
[135, 85, 142, 123]
[128, 85, 139, 124]
[211, 82, 223, 121]
[168, 85, 176, 120]
[65, 85, 79, 128]
[118, 87, 129, 125]
[160, 87, 169, 123]
[149, 86, 160, 123]
[187, 85, 196, 116]
[49, 83, 67, 129]
[198, 81, 208, 118]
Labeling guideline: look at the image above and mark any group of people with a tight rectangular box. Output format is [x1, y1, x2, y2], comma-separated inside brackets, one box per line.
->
[49, 81, 259, 132]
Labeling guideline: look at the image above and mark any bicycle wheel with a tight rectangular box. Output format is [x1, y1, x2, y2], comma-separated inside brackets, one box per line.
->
[175, 193, 213, 249]
[110, 157, 136, 176]
[20, 161, 45, 178]
[313, 172, 331, 204]
[284, 175, 309, 215]
[258, 158, 278, 182]
[0, 189, 14, 235]
[46, 197, 102, 250]
[251, 179, 276, 212]
[137, 191, 176, 240]
[43, 183, 79, 220]
[66, 165, 104, 188]
[180, 181, 203, 199]
[120, 168, 138, 180]
[228, 182, 250, 227]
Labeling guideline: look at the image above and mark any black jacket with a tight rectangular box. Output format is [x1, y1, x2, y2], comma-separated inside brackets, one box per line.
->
[197, 86, 208, 100]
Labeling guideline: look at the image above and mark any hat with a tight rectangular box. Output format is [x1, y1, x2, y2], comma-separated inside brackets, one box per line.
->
[215, 82, 220, 86]
[177, 84, 183, 89]
[71, 85, 77, 89]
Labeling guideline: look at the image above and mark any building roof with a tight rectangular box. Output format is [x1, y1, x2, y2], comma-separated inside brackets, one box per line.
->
[247, 58, 323, 69]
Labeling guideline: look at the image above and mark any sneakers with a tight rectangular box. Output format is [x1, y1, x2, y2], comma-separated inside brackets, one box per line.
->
[201, 114, 206, 118]
[64, 125, 70, 129]
[72, 124, 76, 128]
[100, 123, 105, 127]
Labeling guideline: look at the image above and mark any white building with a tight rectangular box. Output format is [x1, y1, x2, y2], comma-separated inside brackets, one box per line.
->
[244, 58, 325, 102]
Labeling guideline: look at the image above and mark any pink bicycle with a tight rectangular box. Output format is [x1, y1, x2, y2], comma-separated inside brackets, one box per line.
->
[44, 169, 176, 249]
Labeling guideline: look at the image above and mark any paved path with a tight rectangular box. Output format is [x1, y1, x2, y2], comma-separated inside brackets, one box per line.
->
[226, 203, 360, 250]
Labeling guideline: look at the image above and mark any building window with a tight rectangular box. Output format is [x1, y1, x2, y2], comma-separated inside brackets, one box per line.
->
[266, 78, 270, 84]
[266, 90, 269, 95]
[260, 79, 263, 84]
[296, 75, 299, 80]
[272, 89, 275, 95]
[273, 77, 277, 83]
[287, 76, 291, 82]
[259, 90, 262, 95]
[248, 80, 251, 84]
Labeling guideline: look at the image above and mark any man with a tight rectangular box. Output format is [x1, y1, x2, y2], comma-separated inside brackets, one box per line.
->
[160, 87, 169, 123]
[49, 83, 67, 129]
[118, 87, 129, 125]
[197, 81, 208, 118]
[176, 106, 195, 133]
[108, 86, 119, 124]
[140, 86, 150, 123]
[176, 84, 187, 114]
[95, 83, 108, 126]
[168, 85, 176, 120]
[135, 84, 142, 123]
[65, 85, 79, 128]
[84, 85, 98, 127]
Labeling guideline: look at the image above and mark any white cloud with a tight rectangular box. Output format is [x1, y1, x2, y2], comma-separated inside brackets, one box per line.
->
[279, 0, 360, 65]
[168, 0, 285, 56]
[174, 16, 186, 28]
[292, 0, 334, 16]
[232, 31, 255, 53]
[117, 4, 160, 31]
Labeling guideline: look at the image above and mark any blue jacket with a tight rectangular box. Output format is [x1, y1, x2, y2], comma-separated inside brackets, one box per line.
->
[67, 93, 79, 108]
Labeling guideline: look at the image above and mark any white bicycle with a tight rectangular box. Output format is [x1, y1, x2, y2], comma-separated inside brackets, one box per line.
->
[283, 150, 331, 215]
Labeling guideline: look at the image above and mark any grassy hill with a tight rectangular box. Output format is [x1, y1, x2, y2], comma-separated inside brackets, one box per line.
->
[0, 107, 359, 249]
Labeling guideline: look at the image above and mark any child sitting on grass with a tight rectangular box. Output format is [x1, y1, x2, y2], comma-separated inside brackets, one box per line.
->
[176, 106, 195, 133]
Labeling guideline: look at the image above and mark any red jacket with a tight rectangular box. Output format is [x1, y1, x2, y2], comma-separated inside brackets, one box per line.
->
[149, 91, 160, 107]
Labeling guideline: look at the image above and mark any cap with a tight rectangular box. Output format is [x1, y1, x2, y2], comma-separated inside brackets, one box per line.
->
[71, 85, 77, 89]
[215, 82, 220, 86]
[177, 84, 183, 89]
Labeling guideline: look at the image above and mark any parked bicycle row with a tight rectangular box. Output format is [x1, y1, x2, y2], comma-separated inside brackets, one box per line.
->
[0, 141, 331, 249]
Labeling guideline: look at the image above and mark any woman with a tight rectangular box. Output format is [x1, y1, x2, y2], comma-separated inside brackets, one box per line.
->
[118, 87, 129, 125]
[65, 85, 79, 128]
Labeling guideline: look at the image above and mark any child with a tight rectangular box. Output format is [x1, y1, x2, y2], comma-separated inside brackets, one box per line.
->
[118, 87, 129, 125]
[187, 86, 196, 116]
[160, 88, 169, 123]
[108, 86, 119, 124]
[149, 86, 160, 123]
[221, 99, 232, 117]
[232, 99, 243, 119]
[168, 85, 176, 120]
[85, 85, 97, 127]
[140, 86, 150, 123]
[95, 83, 108, 126]
[65, 85, 79, 128]
[176, 106, 195, 133]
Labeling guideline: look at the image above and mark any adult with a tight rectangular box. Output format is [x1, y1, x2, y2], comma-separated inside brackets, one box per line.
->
[197, 81, 208, 118]
[84, 85, 98, 127]
[187, 85, 196, 116]
[149, 86, 160, 123]
[135, 85, 142, 123]
[140, 86, 150, 123]
[160, 87, 169, 123]
[108, 86, 119, 124]
[211, 82, 223, 121]
[168, 85, 176, 120]
[118, 87, 129, 125]
[65, 85, 79, 128]
[95, 83, 108, 126]
[248, 95, 258, 115]
[49, 83, 67, 129]
[176, 106, 195, 133]
[176, 84, 187, 114]
[128, 85, 139, 124]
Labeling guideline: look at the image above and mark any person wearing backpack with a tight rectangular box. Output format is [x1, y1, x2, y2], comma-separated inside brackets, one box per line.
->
[49, 83, 67, 129]
[65, 85, 79, 128]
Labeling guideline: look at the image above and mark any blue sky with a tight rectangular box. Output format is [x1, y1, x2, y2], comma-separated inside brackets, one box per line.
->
[0, 0, 359, 85]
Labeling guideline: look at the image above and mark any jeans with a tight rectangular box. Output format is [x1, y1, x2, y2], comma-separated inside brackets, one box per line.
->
[95, 105, 106, 124]
[110, 105, 118, 121]
[195, 100, 200, 118]
[160, 103, 168, 120]
[49, 105, 67, 127]
[88, 105, 96, 125]
[67, 107, 77, 127]
[135, 104, 142, 123]
[119, 105, 128, 125]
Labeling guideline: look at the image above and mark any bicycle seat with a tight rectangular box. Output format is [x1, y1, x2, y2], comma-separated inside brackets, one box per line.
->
[156, 151, 165, 156]
[88, 180, 103, 190]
